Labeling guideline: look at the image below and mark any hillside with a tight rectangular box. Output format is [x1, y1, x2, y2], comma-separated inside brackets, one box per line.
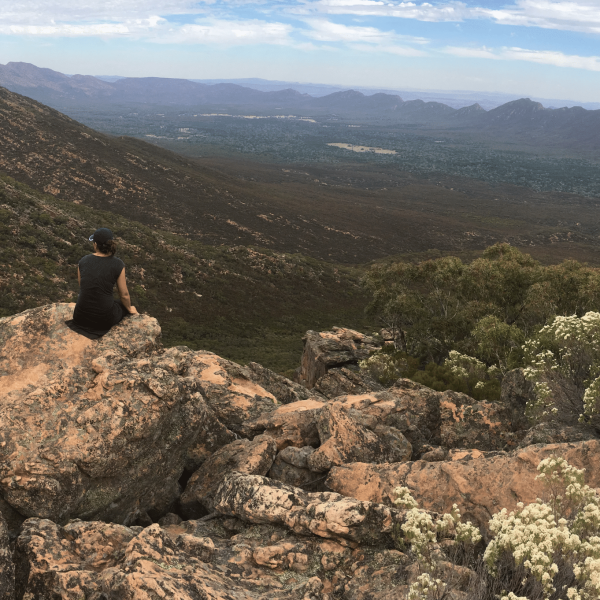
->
[0, 174, 370, 375]
[3, 84, 600, 268]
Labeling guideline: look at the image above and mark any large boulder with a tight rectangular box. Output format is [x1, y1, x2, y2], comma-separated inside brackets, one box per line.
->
[440, 397, 517, 451]
[184, 406, 238, 472]
[183, 351, 278, 433]
[15, 518, 304, 600]
[14, 515, 416, 600]
[268, 446, 321, 489]
[307, 402, 412, 472]
[518, 422, 599, 448]
[245, 361, 327, 404]
[326, 383, 442, 459]
[239, 399, 324, 450]
[213, 472, 403, 546]
[313, 366, 384, 399]
[180, 435, 278, 516]
[0, 304, 210, 523]
[296, 328, 381, 389]
[325, 440, 600, 536]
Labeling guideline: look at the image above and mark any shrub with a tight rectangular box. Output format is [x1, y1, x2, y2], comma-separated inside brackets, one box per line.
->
[483, 456, 600, 600]
[523, 312, 600, 426]
[392, 486, 481, 599]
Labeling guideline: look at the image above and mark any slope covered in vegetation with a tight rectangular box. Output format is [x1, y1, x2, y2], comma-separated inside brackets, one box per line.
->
[0, 174, 370, 374]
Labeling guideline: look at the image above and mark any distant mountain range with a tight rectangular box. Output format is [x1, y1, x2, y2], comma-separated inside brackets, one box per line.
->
[188, 77, 600, 111]
[1, 61, 599, 150]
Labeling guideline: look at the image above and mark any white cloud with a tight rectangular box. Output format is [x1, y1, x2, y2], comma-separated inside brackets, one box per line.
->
[291, 0, 473, 21]
[293, 0, 600, 34]
[0, 1, 211, 23]
[0, 17, 165, 38]
[156, 18, 294, 44]
[303, 18, 428, 43]
[482, 1, 600, 34]
[445, 45, 600, 71]
[300, 18, 428, 54]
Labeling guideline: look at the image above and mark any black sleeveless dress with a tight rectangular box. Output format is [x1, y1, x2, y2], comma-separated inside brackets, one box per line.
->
[67, 254, 129, 339]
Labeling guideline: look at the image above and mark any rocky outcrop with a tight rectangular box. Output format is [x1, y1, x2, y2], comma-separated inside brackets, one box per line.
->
[184, 407, 238, 472]
[14, 514, 415, 600]
[246, 361, 327, 404]
[268, 446, 321, 489]
[296, 328, 381, 389]
[180, 435, 278, 516]
[307, 402, 412, 472]
[326, 440, 600, 536]
[183, 351, 278, 433]
[0, 304, 205, 523]
[326, 384, 442, 459]
[440, 397, 516, 451]
[314, 366, 384, 399]
[518, 422, 599, 448]
[213, 472, 403, 546]
[15, 518, 299, 600]
[239, 399, 323, 450]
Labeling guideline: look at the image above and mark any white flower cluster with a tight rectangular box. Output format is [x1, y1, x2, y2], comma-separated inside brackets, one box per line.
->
[523, 312, 600, 420]
[406, 573, 445, 600]
[484, 456, 600, 600]
[359, 352, 400, 384]
[393, 486, 419, 510]
[445, 350, 488, 381]
[394, 487, 481, 572]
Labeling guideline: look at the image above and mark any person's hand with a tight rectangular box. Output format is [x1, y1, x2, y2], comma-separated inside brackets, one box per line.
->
[129, 306, 139, 314]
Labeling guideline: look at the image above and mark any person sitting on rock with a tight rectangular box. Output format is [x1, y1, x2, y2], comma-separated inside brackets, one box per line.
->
[66, 227, 138, 339]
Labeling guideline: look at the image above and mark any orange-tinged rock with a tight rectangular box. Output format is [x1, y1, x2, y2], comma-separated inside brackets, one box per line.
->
[15, 519, 281, 599]
[245, 361, 326, 404]
[213, 472, 402, 545]
[15, 516, 411, 600]
[308, 402, 412, 472]
[180, 435, 277, 516]
[297, 328, 381, 389]
[0, 304, 218, 523]
[314, 366, 383, 399]
[183, 351, 278, 432]
[239, 399, 324, 450]
[440, 398, 515, 451]
[328, 384, 441, 458]
[326, 440, 600, 536]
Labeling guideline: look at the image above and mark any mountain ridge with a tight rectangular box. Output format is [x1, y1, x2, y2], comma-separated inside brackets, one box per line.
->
[2, 62, 600, 148]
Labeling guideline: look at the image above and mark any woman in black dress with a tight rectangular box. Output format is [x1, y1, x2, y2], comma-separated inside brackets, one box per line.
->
[68, 228, 137, 339]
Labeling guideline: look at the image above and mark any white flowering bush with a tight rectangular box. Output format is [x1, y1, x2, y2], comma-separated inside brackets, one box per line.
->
[522, 312, 600, 424]
[483, 456, 600, 600]
[393, 486, 482, 599]
[359, 352, 401, 385]
[445, 350, 489, 382]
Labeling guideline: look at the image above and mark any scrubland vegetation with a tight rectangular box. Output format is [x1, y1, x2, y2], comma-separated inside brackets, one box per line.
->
[361, 244, 600, 425]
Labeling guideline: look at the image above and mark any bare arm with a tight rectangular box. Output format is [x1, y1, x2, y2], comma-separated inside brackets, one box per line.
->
[116, 268, 138, 314]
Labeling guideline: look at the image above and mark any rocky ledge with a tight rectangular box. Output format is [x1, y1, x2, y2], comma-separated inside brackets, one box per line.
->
[0, 306, 598, 599]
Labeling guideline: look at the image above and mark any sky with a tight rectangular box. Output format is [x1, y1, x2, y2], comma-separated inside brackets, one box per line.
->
[1, 1, 599, 102]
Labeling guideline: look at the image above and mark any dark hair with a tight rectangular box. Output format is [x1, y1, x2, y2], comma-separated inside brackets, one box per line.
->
[96, 239, 117, 256]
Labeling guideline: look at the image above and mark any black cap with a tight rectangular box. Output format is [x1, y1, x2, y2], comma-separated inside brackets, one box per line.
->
[89, 228, 114, 245]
